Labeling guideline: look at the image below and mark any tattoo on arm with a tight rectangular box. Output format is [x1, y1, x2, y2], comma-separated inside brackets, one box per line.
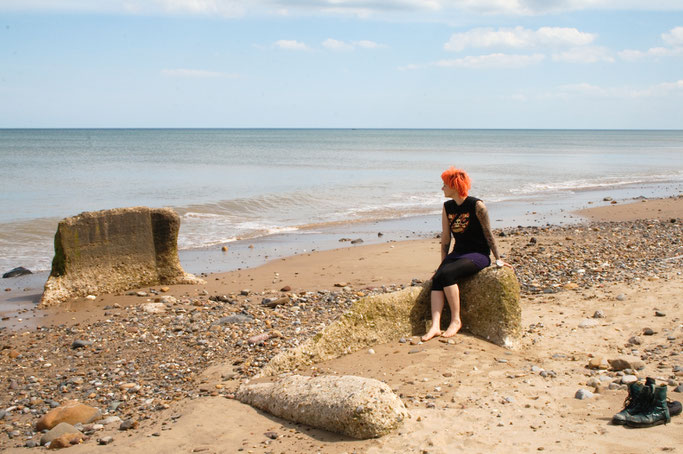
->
[476, 201, 500, 259]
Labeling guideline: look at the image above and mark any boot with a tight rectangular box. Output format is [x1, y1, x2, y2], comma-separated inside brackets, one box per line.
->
[612, 377, 655, 425]
[625, 384, 671, 428]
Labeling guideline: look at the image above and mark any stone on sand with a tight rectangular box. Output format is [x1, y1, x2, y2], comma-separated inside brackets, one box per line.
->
[237, 374, 407, 439]
[40, 207, 204, 307]
[40, 422, 84, 446]
[36, 401, 101, 431]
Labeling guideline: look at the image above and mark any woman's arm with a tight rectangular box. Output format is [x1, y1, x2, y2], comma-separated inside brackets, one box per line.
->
[475, 200, 501, 261]
[441, 206, 451, 261]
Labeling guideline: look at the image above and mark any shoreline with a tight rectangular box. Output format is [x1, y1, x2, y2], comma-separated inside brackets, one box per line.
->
[1, 192, 681, 323]
[0, 195, 681, 452]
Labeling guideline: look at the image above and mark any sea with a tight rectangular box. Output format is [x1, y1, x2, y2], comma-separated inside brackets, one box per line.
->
[1, 129, 682, 277]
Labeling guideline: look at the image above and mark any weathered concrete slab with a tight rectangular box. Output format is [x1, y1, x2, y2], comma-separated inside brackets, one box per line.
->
[40, 207, 203, 307]
[415, 267, 522, 348]
[237, 374, 408, 439]
[258, 286, 427, 377]
[259, 268, 521, 377]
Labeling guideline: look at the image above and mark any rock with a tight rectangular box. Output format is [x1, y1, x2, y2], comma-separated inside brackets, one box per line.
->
[575, 389, 593, 400]
[675, 385, 683, 393]
[100, 416, 122, 426]
[258, 287, 424, 377]
[141, 302, 167, 314]
[40, 207, 204, 307]
[25, 440, 38, 448]
[334, 282, 348, 287]
[85, 295, 96, 300]
[0, 410, 5, 420]
[628, 336, 642, 345]
[237, 374, 407, 439]
[47, 432, 86, 449]
[36, 401, 102, 431]
[40, 422, 83, 446]
[608, 358, 643, 371]
[578, 319, 599, 328]
[213, 314, 252, 325]
[655, 311, 666, 317]
[420, 268, 522, 348]
[71, 340, 93, 349]
[280, 285, 291, 292]
[240, 289, 250, 296]
[350, 238, 364, 244]
[119, 419, 138, 431]
[621, 375, 638, 384]
[262, 297, 288, 308]
[616, 294, 626, 301]
[221, 246, 228, 252]
[264, 431, 278, 440]
[98, 436, 114, 445]
[592, 310, 605, 319]
[2, 266, 32, 278]
[247, 333, 270, 345]
[136, 291, 148, 297]
[587, 358, 609, 370]
[643, 328, 655, 336]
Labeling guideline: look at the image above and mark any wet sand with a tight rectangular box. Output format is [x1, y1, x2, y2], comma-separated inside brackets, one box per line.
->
[0, 195, 681, 453]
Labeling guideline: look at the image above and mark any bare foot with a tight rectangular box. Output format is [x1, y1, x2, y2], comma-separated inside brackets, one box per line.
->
[421, 326, 442, 342]
[442, 320, 462, 338]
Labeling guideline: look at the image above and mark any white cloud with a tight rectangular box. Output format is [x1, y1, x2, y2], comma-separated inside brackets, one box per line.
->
[322, 38, 354, 51]
[274, 39, 310, 51]
[618, 26, 683, 60]
[161, 68, 238, 77]
[555, 79, 683, 98]
[552, 46, 614, 63]
[322, 38, 386, 51]
[444, 26, 596, 52]
[435, 53, 545, 68]
[662, 26, 683, 46]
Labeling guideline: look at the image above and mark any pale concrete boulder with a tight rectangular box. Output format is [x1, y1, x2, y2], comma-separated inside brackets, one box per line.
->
[258, 286, 427, 377]
[36, 401, 101, 431]
[40, 207, 203, 307]
[415, 267, 522, 348]
[237, 374, 408, 439]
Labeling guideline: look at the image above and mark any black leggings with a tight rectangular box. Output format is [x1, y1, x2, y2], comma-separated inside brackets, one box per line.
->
[431, 258, 481, 291]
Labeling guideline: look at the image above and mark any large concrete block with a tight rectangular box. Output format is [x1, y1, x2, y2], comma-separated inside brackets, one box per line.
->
[258, 286, 427, 377]
[415, 267, 522, 348]
[40, 207, 203, 307]
[237, 374, 408, 439]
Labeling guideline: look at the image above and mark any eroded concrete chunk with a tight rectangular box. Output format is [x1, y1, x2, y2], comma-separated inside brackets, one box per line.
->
[40, 207, 203, 307]
[416, 267, 522, 348]
[237, 374, 408, 439]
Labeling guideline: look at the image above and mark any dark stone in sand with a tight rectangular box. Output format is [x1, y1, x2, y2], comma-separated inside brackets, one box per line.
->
[350, 238, 364, 244]
[71, 340, 93, 349]
[2, 266, 32, 278]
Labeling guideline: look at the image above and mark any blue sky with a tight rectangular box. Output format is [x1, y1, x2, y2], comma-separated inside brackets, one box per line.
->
[1, 1, 682, 128]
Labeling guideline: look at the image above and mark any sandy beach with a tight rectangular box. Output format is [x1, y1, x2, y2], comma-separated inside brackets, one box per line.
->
[1, 195, 681, 453]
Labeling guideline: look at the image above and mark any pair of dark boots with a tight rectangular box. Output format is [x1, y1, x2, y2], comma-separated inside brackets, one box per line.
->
[612, 377, 682, 427]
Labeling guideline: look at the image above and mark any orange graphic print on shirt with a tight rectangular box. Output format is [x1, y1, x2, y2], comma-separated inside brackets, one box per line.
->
[448, 212, 470, 234]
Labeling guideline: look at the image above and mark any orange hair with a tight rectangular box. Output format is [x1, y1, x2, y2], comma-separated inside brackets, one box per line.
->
[441, 167, 471, 198]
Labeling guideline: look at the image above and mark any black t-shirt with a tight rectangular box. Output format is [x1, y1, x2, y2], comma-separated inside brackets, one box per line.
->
[444, 196, 490, 257]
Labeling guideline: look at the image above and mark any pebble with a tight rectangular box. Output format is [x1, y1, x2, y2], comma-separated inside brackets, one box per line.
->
[368, 348, 375, 355]
[655, 311, 666, 317]
[98, 436, 114, 445]
[675, 385, 683, 393]
[86, 295, 97, 300]
[119, 420, 138, 431]
[71, 339, 93, 349]
[592, 310, 605, 319]
[628, 336, 642, 345]
[264, 431, 278, 440]
[575, 389, 594, 400]
[398, 337, 407, 344]
[578, 319, 599, 328]
[643, 328, 655, 336]
[621, 375, 638, 384]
